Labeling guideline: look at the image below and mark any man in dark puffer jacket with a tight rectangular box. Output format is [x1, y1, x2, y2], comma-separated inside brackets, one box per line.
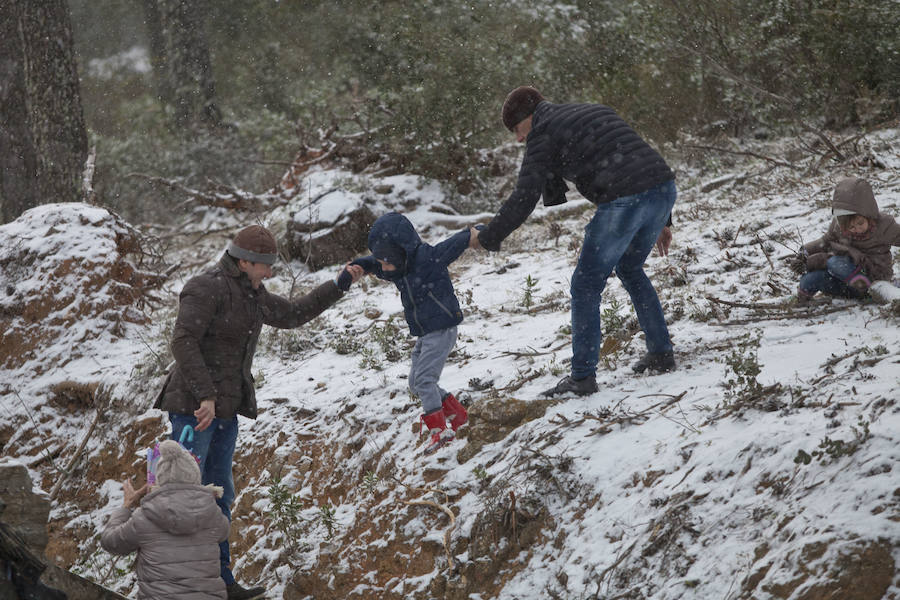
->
[154, 225, 362, 599]
[475, 87, 677, 396]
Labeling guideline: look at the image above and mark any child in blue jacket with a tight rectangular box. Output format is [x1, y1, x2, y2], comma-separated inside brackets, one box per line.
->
[353, 212, 479, 454]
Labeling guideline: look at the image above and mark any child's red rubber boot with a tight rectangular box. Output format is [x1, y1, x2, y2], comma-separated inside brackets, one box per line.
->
[421, 410, 454, 455]
[441, 393, 468, 432]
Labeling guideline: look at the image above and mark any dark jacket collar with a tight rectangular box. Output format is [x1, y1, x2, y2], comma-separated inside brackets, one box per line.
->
[218, 254, 262, 293]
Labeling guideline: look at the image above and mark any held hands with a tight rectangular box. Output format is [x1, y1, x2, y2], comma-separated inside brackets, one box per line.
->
[194, 398, 216, 432]
[336, 263, 365, 291]
[123, 478, 148, 509]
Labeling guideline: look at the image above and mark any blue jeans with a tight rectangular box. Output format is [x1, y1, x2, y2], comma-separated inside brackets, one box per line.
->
[799, 255, 866, 299]
[570, 180, 676, 379]
[169, 413, 239, 585]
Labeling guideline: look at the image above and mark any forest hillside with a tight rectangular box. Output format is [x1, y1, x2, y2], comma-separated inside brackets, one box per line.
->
[2, 1, 900, 599]
[1, 124, 899, 599]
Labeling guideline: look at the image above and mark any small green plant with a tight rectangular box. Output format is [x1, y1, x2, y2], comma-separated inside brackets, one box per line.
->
[276, 329, 316, 356]
[546, 355, 565, 376]
[359, 347, 383, 371]
[794, 416, 871, 465]
[332, 330, 363, 355]
[267, 476, 310, 553]
[686, 296, 716, 322]
[319, 503, 338, 539]
[361, 471, 380, 495]
[519, 275, 540, 309]
[473, 465, 489, 481]
[722, 330, 763, 403]
[862, 344, 888, 356]
[600, 296, 627, 333]
[370, 316, 405, 362]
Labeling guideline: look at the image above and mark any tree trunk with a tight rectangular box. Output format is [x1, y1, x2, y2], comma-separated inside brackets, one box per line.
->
[0, 2, 37, 223]
[17, 0, 89, 210]
[158, 0, 223, 129]
[140, 0, 171, 106]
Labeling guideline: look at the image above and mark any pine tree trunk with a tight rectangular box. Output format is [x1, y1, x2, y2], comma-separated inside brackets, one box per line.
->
[0, 2, 37, 223]
[18, 0, 89, 208]
[158, 0, 223, 129]
[141, 0, 172, 106]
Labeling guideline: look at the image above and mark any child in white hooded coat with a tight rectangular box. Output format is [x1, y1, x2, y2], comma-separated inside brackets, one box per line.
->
[101, 440, 230, 599]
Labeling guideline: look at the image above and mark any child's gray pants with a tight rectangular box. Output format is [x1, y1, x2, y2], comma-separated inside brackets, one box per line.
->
[409, 326, 457, 414]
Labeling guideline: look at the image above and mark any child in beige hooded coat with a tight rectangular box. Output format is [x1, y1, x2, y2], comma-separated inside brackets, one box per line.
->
[101, 440, 230, 599]
[798, 176, 900, 300]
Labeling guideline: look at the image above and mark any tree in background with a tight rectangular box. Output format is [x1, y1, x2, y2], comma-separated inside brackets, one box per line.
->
[0, 1, 36, 224]
[0, 0, 88, 223]
[142, 0, 224, 129]
[61, 0, 900, 224]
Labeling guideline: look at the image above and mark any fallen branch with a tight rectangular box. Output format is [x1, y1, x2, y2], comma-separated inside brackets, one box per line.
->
[129, 172, 281, 212]
[49, 408, 102, 501]
[498, 368, 544, 393]
[245, 146, 336, 170]
[403, 497, 457, 570]
[595, 539, 638, 587]
[685, 144, 798, 170]
[716, 304, 852, 324]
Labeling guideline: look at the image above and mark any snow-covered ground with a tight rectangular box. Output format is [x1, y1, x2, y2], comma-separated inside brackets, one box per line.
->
[2, 127, 899, 599]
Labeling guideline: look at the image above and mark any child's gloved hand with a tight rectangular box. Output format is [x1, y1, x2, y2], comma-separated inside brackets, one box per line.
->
[336, 270, 352, 291]
[806, 252, 829, 271]
[336, 263, 365, 291]
[787, 252, 807, 274]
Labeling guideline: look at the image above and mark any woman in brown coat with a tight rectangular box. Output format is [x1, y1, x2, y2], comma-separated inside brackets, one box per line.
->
[798, 177, 900, 300]
[101, 440, 230, 599]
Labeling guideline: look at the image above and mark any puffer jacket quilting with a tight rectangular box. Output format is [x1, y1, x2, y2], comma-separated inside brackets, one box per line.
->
[479, 100, 675, 250]
[354, 212, 469, 337]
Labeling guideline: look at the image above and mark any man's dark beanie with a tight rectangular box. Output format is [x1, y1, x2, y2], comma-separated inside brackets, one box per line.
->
[227, 225, 278, 265]
[502, 86, 545, 131]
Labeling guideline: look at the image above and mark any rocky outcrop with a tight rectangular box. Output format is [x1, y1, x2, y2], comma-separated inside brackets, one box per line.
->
[0, 461, 127, 600]
[285, 203, 375, 270]
[456, 396, 558, 463]
[0, 461, 50, 555]
[0, 203, 162, 370]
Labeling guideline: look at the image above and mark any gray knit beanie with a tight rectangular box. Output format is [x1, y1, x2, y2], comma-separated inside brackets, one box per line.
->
[155, 440, 201, 486]
[227, 225, 278, 265]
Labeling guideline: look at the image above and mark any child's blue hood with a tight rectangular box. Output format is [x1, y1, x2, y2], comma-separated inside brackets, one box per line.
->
[368, 212, 422, 263]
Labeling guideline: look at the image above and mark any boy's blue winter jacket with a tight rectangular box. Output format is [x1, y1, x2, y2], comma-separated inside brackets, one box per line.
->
[353, 212, 470, 337]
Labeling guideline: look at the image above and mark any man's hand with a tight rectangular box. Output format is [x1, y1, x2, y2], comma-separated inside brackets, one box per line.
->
[336, 263, 364, 291]
[655, 226, 672, 257]
[123, 479, 148, 509]
[194, 398, 216, 432]
[345, 263, 364, 283]
[469, 226, 483, 250]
